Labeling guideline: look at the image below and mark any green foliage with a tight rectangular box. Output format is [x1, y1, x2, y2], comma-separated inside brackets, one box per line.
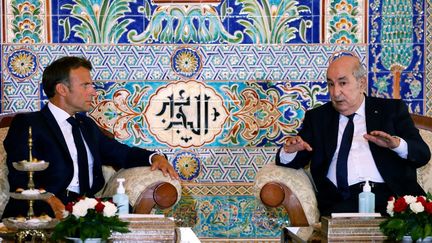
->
[52, 208, 129, 241]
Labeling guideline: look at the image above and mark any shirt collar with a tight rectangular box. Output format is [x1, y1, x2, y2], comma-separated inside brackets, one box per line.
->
[355, 97, 366, 119]
[47, 102, 73, 125]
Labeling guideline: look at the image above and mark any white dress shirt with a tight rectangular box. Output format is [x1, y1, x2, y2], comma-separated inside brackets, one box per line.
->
[279, 99, 408, 187]
[48, 102, 94, 193]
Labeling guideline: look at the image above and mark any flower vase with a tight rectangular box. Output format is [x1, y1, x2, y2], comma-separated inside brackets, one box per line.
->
[402, 236, 432, 243]
[64, 237, 106, 243]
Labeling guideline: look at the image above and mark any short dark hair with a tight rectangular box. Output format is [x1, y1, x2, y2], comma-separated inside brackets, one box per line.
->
[42, 56, 92, 98]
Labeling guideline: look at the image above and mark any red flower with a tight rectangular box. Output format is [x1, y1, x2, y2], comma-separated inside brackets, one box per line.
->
[65, 202, 74, 213]
[95, 201, 105, 213]
[393, 197, 408, 213]
[417, 196, 427, 206]
[425, 202, 432, 214]
[388, 196, 395, 202]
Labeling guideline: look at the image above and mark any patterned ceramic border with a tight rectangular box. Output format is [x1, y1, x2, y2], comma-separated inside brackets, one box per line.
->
[2, 44, 367, 83]
[181, 183, 254, 196]
[162, 148, 276, 183]
[426, 0, 432, 115]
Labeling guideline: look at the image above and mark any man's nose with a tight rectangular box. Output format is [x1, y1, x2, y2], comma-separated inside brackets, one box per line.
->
[333, 84, 341, 96]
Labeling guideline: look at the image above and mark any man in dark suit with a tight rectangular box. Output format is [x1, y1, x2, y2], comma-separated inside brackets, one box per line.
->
[2, 56, 179, 218]
[276, 51, 431, 216]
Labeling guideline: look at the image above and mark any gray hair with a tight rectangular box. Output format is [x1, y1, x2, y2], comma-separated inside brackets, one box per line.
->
[353, 62, 367, 80]
[329, 50, 367, 81]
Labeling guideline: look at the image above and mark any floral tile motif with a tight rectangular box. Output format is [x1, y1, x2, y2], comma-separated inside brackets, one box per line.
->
[158, 195, 289, 239]
[369, 0, 425, 100]
[173, 151, 201, 181]
[369, 43, 424, 100]
[324, 0, 365, 43]
[56, 0, 136, 43]
[2, 48, 41, 111]
[171, 47, 203, 79]
[51, 0, 317, 44]
[231, 0, 314, 44]
[4, 0, 45, 43]
[6, 48, 38, 80]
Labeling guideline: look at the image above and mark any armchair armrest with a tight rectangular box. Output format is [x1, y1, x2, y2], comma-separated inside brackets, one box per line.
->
[101, 167, 181, 214]
[254, 164, 319, 226]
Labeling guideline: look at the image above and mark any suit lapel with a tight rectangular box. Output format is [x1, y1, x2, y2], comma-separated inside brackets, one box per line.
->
[41, 106, 71, 156]
[365, 97, 382, 133]
[365, 97, 384, 164]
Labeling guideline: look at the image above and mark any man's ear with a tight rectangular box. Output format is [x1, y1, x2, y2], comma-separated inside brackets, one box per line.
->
[55, 83, 68, 97]
[359, 76, 367, 91]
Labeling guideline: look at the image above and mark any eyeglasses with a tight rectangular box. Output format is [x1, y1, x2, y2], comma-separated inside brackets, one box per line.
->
[328, 50, 359, 63]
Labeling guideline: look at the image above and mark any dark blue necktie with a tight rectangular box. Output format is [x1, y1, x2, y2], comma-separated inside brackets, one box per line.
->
[67, 116, 90, 194]
[336, 113, 355, 199]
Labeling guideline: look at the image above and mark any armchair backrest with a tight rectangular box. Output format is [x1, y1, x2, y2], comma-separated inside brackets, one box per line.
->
[412, 114, 432, 194]
[0, 113, 19, 217]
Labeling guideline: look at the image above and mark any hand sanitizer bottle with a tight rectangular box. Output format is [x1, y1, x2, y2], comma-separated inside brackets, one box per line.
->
[359, 180, 375, 213]
[113, 178, 129, 215]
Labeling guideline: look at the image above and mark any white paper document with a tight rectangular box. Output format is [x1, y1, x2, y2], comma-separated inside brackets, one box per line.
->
[331, 212, 382, 218]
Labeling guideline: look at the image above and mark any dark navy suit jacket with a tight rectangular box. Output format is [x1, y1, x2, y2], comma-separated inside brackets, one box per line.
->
[276, 96, 431, 212]
[2, 105, 155, 218]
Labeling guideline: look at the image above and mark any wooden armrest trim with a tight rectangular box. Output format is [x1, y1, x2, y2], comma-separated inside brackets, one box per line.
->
[133, 182, 178, 214]
[260, 182, 309, 226]
[260, 182, 284, 207]
[154, 182, 178, 209]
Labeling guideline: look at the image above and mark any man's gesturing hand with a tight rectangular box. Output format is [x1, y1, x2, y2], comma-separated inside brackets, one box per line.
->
[151, 154, 180, 180]
[364, 131, 400, 149]
[283, 136, 313, 153]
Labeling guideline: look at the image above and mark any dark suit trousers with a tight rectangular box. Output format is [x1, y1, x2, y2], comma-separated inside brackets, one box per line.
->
[318, 179, 393, 217]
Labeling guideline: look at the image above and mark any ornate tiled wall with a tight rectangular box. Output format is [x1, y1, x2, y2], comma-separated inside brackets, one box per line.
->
[1, 0, 430, 241]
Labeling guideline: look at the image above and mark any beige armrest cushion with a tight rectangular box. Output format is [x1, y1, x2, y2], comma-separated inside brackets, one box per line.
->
[101, 167, 181, 207]
[0, 127, 10, 218]
[254, 164, 319, 225]
[417, 129, 432, 194]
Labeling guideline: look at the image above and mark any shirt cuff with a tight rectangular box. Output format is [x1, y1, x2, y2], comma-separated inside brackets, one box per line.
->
[391, 136, 408, 159]
[279, 149, 297, 164]
[148, 152, 163, 165]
